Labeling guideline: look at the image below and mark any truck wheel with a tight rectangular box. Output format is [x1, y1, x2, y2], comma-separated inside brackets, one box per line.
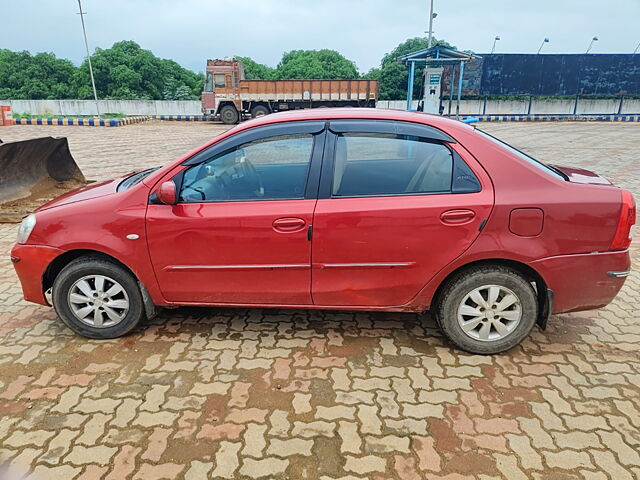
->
[435, 265, 538, 354]
[220, 105, 239, 124]
[52, 257, 145, 339]
[250, 105, 270, 118]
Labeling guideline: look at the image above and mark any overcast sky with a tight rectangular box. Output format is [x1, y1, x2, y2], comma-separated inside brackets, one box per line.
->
[3, 0, 639, 73]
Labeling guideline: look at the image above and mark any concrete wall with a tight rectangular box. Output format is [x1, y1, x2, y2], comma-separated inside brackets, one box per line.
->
[4, 98, 640, 116]
[4, 99, 202, 116]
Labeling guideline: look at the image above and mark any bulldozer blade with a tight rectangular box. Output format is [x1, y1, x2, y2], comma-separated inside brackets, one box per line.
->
[0, 136, 86, 204]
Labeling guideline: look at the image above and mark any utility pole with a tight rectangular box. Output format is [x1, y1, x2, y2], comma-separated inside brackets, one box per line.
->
[77, 0, 100, 117]
[427, 0, 435, 48]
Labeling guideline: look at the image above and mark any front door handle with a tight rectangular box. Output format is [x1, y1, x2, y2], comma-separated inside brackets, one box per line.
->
[440, 209, 476, 225]
[273, 217, 306, 232]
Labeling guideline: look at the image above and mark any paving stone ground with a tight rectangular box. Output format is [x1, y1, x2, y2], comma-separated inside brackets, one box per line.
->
[0, 120, 639, 480]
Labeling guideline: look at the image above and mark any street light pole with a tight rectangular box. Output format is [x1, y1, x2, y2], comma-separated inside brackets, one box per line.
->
[427, 0, 435, 48]
[537, 37, 550, 54]
[77, 0, 100, 117]
[585, 36, 598, 54]
[491, 36, 500, 54]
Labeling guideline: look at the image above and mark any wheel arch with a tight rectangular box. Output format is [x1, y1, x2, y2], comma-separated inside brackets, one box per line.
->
[249, 103, 272, 116]
[430, 258, 551, 328]
[215, 101, 239, 114]
[43, 249, 157, 319]
[250, 101, 270, 110]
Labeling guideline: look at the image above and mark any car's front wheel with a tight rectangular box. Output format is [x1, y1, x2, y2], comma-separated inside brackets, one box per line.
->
[52, 257, 144, 339]
[435, 265, 538, 354]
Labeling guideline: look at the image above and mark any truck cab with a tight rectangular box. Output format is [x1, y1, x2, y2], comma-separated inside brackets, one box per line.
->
[202, 59, 244, 123]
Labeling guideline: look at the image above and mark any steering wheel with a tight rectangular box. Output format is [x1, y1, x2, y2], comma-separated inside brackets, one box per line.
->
[240, 158, 264, 198]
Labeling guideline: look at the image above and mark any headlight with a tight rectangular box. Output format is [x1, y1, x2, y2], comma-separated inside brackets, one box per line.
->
[17, 214, 37, 244]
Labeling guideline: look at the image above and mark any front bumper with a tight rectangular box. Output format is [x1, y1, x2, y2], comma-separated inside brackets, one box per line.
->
[10, 244, 64, 306]
[531, 249, 631, 313]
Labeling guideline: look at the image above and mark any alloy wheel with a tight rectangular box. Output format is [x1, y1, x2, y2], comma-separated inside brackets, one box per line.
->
[67, 274, 129, 328]
[456, 284, 522, 342]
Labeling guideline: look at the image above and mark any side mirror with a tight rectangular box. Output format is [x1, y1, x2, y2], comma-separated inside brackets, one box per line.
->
[157, 180, 177, 205]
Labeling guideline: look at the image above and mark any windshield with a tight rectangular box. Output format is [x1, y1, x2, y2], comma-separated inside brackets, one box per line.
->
[117, 167, 160, 192]
[204, 72, 213, 92]
[476, 129, 566, 180]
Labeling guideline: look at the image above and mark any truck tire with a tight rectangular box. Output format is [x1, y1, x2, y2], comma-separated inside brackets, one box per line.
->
[250, 105, 270, 118]
[220, 105, 239, 125]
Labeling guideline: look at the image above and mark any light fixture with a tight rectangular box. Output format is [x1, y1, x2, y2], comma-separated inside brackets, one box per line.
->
[537, 37, 550, 54]
[491, 36, 501, 54]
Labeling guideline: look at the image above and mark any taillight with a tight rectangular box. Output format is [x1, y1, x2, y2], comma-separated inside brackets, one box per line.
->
[610, 190, 636, 251]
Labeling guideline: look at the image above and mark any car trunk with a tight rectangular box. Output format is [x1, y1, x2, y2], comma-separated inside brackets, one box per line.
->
[551, 165, 612, 185]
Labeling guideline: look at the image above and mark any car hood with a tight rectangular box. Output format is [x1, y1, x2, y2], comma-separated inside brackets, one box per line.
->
[36, 178, 120, 212]
[551, 164, 612, 185]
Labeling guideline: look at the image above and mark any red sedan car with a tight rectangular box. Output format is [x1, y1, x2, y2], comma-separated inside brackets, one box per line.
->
[11, 109, 634, 353]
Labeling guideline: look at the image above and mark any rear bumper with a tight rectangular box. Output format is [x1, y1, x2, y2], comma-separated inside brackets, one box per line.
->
[10, 244, 63, 306]
[531, 249, 631, 313]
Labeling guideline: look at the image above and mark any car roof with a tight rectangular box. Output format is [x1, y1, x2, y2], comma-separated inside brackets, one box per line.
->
[240, 107, 469, 132]
[214, 108, 476, 146]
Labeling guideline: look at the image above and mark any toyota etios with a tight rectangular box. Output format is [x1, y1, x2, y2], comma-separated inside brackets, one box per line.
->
[11, 109, 634, 354]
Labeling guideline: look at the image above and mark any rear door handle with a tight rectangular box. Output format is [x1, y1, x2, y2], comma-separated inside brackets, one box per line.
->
[440, 209, 476, 224]
[273, 217, 306, 232]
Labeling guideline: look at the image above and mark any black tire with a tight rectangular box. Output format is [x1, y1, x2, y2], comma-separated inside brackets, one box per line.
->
[435, 265, 538, 354]
[52, 257, 145, 339]
[250, 105, 270, 118]
[219, 105, 239, 124]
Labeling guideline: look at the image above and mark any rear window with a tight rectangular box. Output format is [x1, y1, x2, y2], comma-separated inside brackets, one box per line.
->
[476, 129, 566, 180]
[332, 133, 454, 197]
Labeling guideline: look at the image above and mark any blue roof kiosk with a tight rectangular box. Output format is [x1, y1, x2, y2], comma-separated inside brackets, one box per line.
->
[397, 46, 479, 119]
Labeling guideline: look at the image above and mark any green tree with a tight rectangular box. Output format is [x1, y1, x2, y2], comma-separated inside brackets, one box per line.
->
[373, 37, 453, 100]
[0, 49, 77, 99]
[236, 56, 276, 80]
[275, 50, 358, 80]
[71, 41, 202, 100]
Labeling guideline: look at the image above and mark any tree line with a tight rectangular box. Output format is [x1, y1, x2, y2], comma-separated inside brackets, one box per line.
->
[0, 38, 453, 101]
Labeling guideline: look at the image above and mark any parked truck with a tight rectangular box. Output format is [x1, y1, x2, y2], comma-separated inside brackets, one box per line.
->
[201, 59, 378, 124]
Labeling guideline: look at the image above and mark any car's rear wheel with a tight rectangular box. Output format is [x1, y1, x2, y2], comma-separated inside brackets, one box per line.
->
[435, 265, 538, 354]
[52, 257, 144, 339]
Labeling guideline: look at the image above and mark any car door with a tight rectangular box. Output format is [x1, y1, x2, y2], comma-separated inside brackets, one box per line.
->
[311, 120, 493, 307]
[146, 121, 325, 304]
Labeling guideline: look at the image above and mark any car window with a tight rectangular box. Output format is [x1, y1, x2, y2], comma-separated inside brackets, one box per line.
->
[332, 133, 454, 197]
[476, 129, 566, 180]
[180, 134, 314, 202]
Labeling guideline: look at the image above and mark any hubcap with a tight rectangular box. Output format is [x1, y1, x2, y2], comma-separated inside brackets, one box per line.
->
[67, 275, 129, 328]
[457, 285, 522, 342]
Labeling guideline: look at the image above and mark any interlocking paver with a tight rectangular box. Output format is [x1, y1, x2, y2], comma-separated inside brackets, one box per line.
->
[0, 122, 639, 479]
